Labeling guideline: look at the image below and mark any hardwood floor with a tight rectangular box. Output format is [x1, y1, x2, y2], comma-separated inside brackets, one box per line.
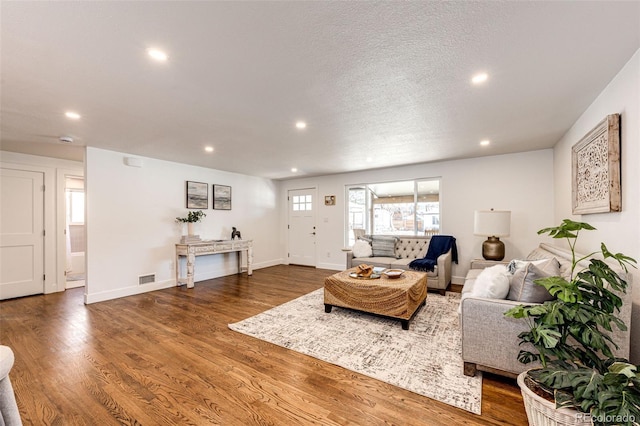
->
[0, 265, 527, 425]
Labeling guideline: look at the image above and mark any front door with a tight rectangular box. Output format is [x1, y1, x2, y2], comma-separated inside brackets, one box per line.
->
[288, 189, 316, 267]
[0, 168, 45, 299]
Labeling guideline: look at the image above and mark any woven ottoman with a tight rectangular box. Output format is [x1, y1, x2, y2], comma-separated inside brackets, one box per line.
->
[324, 268, 427, 330]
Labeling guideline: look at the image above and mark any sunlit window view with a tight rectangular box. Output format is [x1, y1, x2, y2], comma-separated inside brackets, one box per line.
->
[66, 189, 85, 224]
[346, 179, 440, 245]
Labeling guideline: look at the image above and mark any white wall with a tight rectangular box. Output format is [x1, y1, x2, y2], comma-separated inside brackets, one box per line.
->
[85, 147, 282, 304]
[0, 150, 84, 294]
[280, 149, 555, 282]
[552, 49, 640, 363]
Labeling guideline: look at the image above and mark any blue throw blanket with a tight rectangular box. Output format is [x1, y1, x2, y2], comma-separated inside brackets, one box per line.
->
[409, 235, 458, 272]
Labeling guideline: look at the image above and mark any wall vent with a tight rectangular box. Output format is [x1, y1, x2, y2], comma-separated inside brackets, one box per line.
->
[139, 274, 156, 285]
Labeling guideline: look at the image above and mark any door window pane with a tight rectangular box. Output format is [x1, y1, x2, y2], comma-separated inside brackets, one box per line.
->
[292, 195, 312, 211]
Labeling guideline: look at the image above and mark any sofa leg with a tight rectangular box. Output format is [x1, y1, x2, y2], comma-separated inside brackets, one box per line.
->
[438, 289, 446, 296]
[463, 362, 477, 377]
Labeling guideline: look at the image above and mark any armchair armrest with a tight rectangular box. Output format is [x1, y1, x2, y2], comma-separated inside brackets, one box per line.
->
[433, 249, 452, 290]
[346, 251, 355, 268]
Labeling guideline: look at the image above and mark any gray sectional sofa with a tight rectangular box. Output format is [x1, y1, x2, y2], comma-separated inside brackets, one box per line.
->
[347, 235, 453, 294]
[460, 242, 632, 378]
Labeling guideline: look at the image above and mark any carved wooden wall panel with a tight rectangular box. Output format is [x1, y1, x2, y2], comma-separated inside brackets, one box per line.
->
[571, 114, 621, 214]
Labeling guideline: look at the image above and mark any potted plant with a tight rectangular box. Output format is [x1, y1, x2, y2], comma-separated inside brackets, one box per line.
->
[176, 210, 206, 236]
[505, 219, 638, 426]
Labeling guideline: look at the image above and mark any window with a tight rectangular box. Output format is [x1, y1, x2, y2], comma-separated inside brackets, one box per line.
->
[346, 178, 440, 245]
[292, 195, 312, 211]
[66, 190, 85, 224]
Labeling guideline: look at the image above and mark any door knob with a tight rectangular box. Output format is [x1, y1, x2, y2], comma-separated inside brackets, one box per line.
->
[311, 232, 316, 235]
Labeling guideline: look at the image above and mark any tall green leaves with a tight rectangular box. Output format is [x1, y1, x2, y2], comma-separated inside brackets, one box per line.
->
[505, 220, 638, 423]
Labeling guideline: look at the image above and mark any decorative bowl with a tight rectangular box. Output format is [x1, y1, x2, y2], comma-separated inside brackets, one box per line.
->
[383, 269, 405, 278]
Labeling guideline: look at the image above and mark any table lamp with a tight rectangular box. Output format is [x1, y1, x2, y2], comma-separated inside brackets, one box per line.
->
[474, 209, 511, 261]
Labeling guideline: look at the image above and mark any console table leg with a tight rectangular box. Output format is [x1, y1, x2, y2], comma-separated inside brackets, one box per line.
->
[247, 247, 253, 276]
[186, 252, 195, 288]
[175, 254, 180, 286]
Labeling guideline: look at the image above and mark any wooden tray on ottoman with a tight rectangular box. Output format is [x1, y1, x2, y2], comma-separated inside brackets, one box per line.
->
[324, 268, 428, 330]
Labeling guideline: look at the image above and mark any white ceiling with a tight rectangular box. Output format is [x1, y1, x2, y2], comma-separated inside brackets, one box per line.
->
[1, 2, 639, 180]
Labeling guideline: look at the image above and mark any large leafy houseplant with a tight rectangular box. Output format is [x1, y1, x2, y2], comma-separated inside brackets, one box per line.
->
[505, 219, 639, 425]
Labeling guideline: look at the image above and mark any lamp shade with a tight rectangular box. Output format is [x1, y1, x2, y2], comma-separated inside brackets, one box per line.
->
[474, 210, 511, 237]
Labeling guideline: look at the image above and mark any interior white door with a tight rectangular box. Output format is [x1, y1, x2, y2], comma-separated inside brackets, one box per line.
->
[288, 189, 316, 267]
[0, 168, 45, 299]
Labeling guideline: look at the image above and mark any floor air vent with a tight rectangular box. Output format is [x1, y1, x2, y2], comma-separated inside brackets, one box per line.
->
[139, 274, 156, 285]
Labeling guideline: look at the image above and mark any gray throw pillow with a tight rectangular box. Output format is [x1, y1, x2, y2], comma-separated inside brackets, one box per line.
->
[371, 235, 399, 258]
[507, 258, 560, 303]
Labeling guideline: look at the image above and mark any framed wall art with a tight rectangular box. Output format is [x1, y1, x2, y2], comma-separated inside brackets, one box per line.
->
[324, 195, 336, 206]
[572, 113, 621, 215]
[213, 184, 232, 210]
[186, 181, 208, 209]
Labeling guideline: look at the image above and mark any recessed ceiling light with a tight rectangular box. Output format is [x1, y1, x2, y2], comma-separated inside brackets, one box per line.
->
[147, 48, 168, 62]
[366, 157, 373, 162]
[65, 111, 81, 120]
[204, 146, 214, 153]
[472, 73, 488, 84]
[480, 139, 490, 146]
[295, 121, 307, 129]
[291, 167, 298, 173]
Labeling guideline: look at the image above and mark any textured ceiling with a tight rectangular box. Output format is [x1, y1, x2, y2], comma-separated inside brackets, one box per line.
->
[1, 1, 639, 179]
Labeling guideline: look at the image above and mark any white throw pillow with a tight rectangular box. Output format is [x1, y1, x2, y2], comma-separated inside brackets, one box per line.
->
[352, 240, 373, 258]
[507, 258, 550, 274]
[470, 265, 510, 299]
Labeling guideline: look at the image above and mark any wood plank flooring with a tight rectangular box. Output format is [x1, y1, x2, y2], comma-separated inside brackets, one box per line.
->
[0, 265, 527, 425]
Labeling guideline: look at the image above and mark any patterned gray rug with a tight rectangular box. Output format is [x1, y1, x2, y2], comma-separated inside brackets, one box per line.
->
[229, 289, 482, 414]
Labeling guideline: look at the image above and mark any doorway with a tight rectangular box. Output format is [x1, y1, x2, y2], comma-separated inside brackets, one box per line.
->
[287, 188, 317, 267]
[65, 176, 85, 289]
[0, 168, 45, 299]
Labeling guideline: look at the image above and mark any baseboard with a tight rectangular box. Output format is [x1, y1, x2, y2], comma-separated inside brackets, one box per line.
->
[85, 279, 175, 304]
[253, 259, 283, 269]
[315, 261, 344, 271]
[451, 275, 465, 285]
[84, 258, 283, 304]
[192, 258, 283, 281]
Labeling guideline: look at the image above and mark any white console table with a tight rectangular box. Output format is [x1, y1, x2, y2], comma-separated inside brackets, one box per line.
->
[175, 239, 253, 288]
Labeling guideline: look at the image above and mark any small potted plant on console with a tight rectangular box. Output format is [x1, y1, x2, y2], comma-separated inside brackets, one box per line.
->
[176, 210, 206, 242]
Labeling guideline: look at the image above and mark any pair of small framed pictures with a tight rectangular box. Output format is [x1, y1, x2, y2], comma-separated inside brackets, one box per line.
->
[186, 181, 231, 210]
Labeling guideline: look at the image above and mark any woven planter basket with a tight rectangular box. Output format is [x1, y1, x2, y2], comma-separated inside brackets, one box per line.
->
[517, 372, 591, 426]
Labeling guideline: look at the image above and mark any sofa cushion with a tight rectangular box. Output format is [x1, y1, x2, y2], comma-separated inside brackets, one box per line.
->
[352, 257, 394, 269]
[352, 240, 372, 258]
[371, 235, 399, 258]
[526, 247, 572, 280]
[471, 265, 510, 299]
[507, 258, 559, 303]
[395, 238, 429, 259]
[506, 258, 550, 274]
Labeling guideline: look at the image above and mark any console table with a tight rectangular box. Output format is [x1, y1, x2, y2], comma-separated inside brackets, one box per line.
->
[175, 239, 253, 288]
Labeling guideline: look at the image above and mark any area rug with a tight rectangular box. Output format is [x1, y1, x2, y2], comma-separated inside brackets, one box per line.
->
[228, 289, 482, 414]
